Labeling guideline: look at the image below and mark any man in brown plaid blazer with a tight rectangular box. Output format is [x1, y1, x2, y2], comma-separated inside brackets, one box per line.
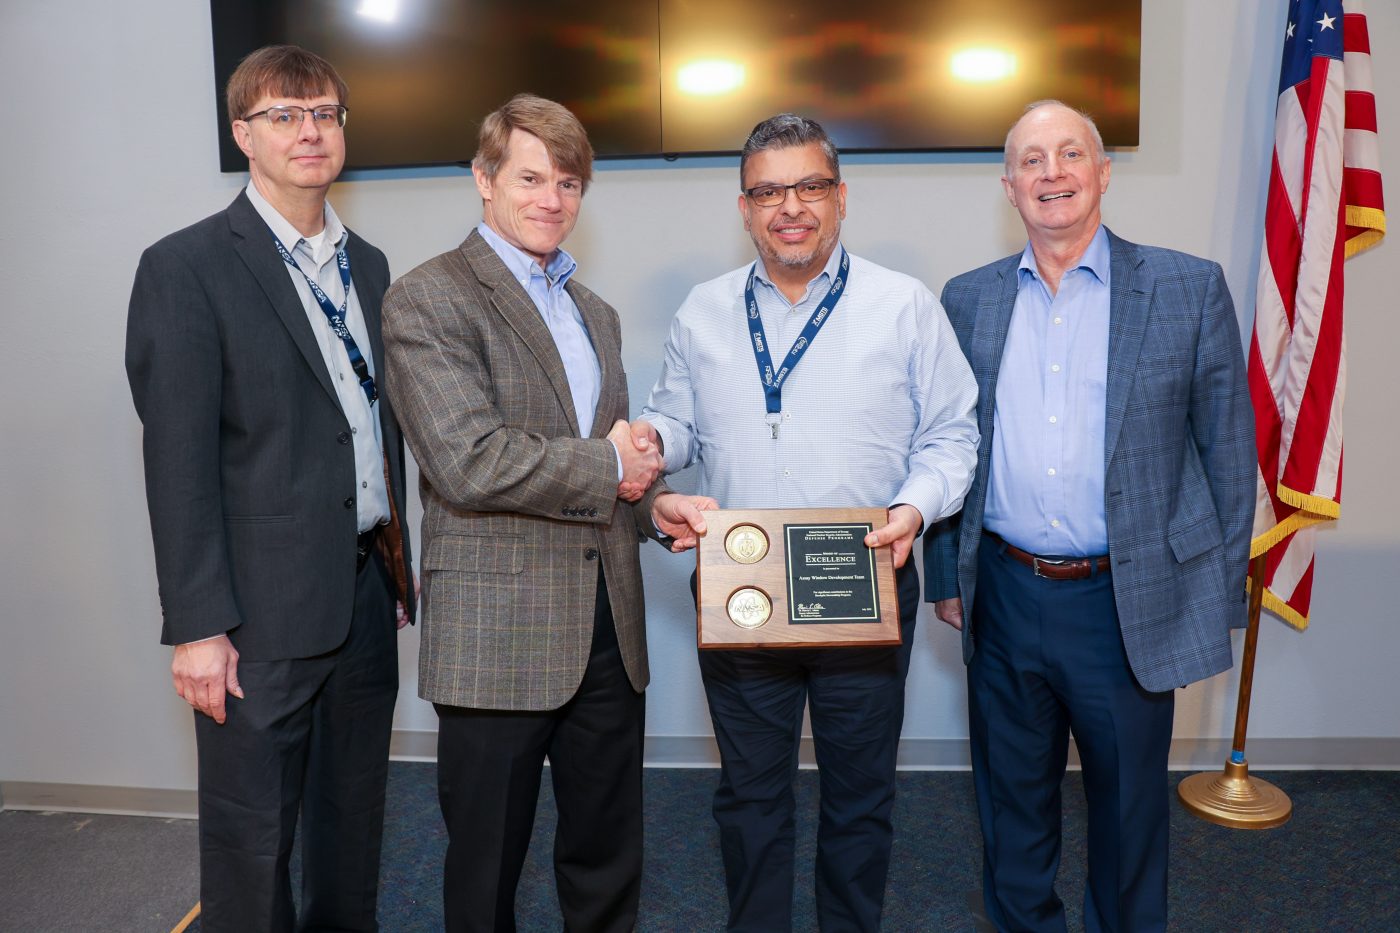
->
[382, 95, 712, 932]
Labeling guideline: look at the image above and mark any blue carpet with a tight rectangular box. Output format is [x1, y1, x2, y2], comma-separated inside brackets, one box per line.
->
[188, 764, 1400, 931]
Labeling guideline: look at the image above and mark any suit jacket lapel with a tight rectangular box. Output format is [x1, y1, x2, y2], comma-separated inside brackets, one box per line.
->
[1104, 228, 1151, 469]
[460, 231, 583, 436]
[569, 283, 617, 439]
[959, 256, 1019, 531]
[228, 191, 340, 405]
[971, 257, 1021, 431]
[346, 235, 386, 383]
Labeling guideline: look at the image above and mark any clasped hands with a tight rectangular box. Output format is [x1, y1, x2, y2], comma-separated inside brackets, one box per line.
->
[607, 418, 716, 552]
[608, 418, 664, 502]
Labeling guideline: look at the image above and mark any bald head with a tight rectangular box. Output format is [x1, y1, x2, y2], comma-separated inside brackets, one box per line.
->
[1003, 100, 1105, 177]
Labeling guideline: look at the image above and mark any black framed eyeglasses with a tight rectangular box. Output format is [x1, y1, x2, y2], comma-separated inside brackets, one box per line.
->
[743, 177, 838, 208]
[241, 104, 348, 131]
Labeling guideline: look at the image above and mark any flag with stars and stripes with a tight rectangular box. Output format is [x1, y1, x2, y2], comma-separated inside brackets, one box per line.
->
[1248, 0, 1385, 629]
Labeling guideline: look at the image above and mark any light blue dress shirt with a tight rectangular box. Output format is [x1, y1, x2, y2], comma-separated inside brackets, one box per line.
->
[477, 222, 602, 437]
[245, 182, 390, 532]
[983, 224, 1111, 557]
[642, 246, 979, 530]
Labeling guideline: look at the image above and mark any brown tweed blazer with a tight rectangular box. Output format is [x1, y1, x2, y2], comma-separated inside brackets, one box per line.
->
[382, 230, 649, 710]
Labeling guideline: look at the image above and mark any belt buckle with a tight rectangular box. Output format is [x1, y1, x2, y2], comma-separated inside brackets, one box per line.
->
[356, 527, 378, 564]
[1031, 556, 1067, 578]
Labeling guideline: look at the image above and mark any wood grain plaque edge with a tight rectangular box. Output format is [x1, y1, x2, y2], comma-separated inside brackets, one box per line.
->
[696, 507, 901, 649]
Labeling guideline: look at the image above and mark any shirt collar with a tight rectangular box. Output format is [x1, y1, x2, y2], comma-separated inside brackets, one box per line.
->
[1017, 224, 1109, 286]
[753, 242, 846, 299]
[477, 222, 577, 290]
[245, 181, 345, 259]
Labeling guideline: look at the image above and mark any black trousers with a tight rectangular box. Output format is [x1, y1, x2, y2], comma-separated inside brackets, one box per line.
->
[696, 563, 920, 932]
[194, 549, 399, 933]
[969, 535, 1175, 933]
[435, 570, 645, 933]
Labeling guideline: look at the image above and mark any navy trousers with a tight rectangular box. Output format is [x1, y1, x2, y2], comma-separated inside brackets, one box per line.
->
[968, 535, 1175, 933]
[696, 564, 920, 932]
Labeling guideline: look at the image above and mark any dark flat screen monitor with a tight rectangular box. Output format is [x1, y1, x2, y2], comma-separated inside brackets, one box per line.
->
[211, 0, 1139, 171]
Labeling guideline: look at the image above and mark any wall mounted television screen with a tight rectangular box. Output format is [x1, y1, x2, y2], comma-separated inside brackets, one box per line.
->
[211, 0, 1140, 171]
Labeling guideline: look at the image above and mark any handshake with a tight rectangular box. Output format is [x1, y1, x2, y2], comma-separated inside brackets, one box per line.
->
[606, 418, 718, 553]
[607, 418, 665, 502]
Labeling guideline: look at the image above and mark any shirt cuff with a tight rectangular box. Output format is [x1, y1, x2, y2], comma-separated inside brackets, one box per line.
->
[646, 417, 683, 473]
[892, 474, 949, 535]
[889, 501, 925, 536]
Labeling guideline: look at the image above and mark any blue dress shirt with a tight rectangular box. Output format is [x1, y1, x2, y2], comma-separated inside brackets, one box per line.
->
[477, 222, 602, 437]
[983, 225, 1111, 557]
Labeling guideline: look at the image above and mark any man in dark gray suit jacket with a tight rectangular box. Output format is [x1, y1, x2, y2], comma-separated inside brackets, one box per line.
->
[126, 46, 413, 932]
[382, 94, 711, 932]
[925, 101, 1255, 932]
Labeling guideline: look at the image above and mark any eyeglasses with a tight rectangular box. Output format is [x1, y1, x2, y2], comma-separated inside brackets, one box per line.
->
[743, 177, 838, 208]
[241, 105, 348, 132]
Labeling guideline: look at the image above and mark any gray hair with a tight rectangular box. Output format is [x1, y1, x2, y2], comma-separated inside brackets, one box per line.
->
[1003, 99, 1106, 175]
[739, 113, 841, 188]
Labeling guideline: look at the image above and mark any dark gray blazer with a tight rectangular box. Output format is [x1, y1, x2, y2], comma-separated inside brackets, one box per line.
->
[382, 230, 649, 711]
[925, 228, 1255, 692]
[126, 190, 415, 661]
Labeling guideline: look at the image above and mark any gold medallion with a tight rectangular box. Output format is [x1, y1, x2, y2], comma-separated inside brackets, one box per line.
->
[724, 524, 769, 564]
[727, 587, 773, 629]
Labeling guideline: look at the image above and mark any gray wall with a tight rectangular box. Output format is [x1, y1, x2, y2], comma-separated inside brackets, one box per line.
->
[2, 0, 1397, 797]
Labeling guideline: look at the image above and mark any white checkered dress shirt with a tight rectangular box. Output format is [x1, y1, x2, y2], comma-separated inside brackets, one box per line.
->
[642, 246, 979, 528]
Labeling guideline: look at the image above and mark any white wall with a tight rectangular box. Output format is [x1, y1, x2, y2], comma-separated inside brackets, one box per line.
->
[2, 0, 1396, 795]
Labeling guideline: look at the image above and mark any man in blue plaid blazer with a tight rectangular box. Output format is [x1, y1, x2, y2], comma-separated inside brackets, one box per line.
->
[924, 101, 1255, 932]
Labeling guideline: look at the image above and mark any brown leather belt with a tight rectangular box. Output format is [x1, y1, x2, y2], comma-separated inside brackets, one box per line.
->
[987, 532, 1110, 581]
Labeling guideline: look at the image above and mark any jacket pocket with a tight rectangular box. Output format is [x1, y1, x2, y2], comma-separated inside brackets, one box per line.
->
[1168, 516, 1223, 564]
[424, 533, 524, 574]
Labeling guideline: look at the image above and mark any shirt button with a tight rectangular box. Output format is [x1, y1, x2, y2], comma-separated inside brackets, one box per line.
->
[783, 413, 791, 420]
[1051, 518, 1061, 528]
[1053, 316, 1063, 325]
[783, 469, 791, 476]
[362, 481, 368, 488]
[1047, 468, 1056, 476]
[339, 373, 346, 381]
[1051, 364, 1061, 373]
[1048, 416, 1058, 424]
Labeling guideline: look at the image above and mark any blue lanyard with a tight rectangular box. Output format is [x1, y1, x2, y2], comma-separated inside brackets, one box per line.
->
[744, 248, 849, 438]
[271, 233, 378, 405]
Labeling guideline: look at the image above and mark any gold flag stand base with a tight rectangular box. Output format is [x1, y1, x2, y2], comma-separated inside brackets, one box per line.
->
[1177, 759, 1292, 829]
[1178, 555, 1291, 831]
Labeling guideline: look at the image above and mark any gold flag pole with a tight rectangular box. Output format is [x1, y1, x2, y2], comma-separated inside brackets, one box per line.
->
[1177, 553, 1292, 828]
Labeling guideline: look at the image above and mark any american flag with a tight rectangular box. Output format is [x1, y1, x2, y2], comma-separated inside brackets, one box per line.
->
[1248, 0, 1385, 629]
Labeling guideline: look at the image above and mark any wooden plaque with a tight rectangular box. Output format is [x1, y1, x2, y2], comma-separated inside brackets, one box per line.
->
[696, 507, 901, 649]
